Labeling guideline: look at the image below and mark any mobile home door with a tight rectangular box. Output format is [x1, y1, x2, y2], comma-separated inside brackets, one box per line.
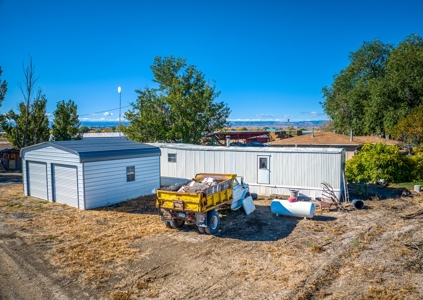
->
[257, 156, 270, 184]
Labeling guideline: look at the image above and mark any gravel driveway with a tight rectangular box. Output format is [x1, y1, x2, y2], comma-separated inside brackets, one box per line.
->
[0, 173, 22, 187]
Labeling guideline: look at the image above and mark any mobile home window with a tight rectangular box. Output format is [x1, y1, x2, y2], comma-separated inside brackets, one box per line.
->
[259, 157, 267, 169]
[168, 153, 177, 163]
[126, 166, 135, 182]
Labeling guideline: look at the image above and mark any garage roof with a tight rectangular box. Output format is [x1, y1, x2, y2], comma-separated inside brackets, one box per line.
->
[21, 139, 161, 163]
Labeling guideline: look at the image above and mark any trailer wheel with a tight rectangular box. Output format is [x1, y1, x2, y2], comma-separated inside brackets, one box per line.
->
[197, 226, 206, 234]
[163, 221, 172, 228]
[205, 210, 220, 234]
[170, 218, 185, 229]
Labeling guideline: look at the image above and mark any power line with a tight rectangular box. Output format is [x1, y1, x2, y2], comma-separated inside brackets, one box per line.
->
[78, 105, 131, 117]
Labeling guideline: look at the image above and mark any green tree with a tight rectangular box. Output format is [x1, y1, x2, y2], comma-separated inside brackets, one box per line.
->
[322, 34, 423, 137]
[1, 57, 49, 148]
[2, 96, 49, 148]
[1, 56, 49, 149]
[321, 39, 392, 136]
[78, 126, 90, 133]
[125, 56, 230, 143]
[52, 100, 82, 141]
[319, 120, 334, 132]
[381, 34, 423, 130]
[389, 104, 423, 146]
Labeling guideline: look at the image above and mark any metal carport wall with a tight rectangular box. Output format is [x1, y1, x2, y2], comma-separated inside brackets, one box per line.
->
[21, 139, 161, 209]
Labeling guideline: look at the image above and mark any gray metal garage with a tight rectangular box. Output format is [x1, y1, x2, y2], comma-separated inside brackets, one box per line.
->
[21, 139, 161, 209]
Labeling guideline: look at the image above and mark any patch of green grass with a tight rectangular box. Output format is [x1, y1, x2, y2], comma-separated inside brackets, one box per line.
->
[390, 182, 423, 190]
[6, 201, 22, 208]
[353, 237, 360, 247]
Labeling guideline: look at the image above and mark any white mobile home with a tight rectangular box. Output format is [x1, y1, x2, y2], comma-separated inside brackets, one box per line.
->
[21, 139, 161, 209]
[151, 143, 345, 200]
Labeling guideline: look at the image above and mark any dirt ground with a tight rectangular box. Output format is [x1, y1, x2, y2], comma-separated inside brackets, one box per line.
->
[1, 183, 423, 300]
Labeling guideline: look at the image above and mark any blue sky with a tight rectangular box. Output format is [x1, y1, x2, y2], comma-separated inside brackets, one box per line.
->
[1, 0, 422, 123]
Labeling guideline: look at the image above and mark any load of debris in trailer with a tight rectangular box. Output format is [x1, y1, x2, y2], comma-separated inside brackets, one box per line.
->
[159, 176, 233, 196]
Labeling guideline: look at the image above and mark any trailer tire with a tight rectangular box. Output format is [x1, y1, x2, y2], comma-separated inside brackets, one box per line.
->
[164, 221, 172, 228]
[197, 226, 206, 234]
[250, 193, 258, 200]
[205, 210, 220, 234]
[170, 219, 185, 229]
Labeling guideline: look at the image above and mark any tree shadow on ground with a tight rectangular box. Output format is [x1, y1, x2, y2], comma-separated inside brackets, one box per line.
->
[210, 204, 336, 242]
[348, 183, 409, 200]
[94, 194, 158, 215]
[96, 197, 338, 242]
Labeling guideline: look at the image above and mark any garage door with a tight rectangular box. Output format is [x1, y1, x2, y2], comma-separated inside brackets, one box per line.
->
[53, 165, 78, 208]
[27, 162, 48, 199]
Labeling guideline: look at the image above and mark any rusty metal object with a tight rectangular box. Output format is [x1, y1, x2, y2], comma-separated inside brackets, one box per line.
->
[321, 182, 347, 212]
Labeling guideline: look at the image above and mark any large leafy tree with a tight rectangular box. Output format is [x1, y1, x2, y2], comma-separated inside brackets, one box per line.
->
[1, 57, 49, 148]
[52, 100, 82, 141]
[321, 39, 392, 136]
[125, 56, 231, 143]
[322, 34, 423, 137]
[389, 104, 423, 146]
[382, 34, 423, 130]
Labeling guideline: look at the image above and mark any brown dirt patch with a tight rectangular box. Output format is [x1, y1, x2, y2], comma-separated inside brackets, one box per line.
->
[1, 184, 422, 299]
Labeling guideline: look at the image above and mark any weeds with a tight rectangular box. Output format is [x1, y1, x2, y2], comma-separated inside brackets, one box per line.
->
[353, 237, 360, 246]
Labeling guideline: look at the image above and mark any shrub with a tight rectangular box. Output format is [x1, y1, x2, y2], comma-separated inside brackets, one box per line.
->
[409, 147, 423, 181]
[346, 142, 414, 183]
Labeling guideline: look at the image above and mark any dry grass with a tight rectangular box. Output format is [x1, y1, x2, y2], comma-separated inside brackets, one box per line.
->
[0, 185, 164, 286]
[1, 184, 423, 299]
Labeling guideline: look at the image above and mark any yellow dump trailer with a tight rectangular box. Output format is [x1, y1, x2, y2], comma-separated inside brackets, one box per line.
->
[156, 173, 238, 234]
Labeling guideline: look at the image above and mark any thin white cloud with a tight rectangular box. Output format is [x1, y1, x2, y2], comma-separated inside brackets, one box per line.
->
[228, 118, 282, 122]
[103, 112, 113, 116]
[301, 111, 325, 117]
[255, 114, 275, 119]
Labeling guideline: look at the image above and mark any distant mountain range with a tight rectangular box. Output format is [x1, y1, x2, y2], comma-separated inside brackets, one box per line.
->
[228, 120, 326, 129]
[79, 120, 327, 129]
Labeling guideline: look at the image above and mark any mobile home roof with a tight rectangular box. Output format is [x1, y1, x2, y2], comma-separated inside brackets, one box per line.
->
[148, 143, 344, 154]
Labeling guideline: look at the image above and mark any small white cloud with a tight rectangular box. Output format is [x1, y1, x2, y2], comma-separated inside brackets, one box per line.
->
[100, 118, 105, 120]
[301, 111, 325, 118]
[103, 112, 113, 116]
[255, 114, 276, 119]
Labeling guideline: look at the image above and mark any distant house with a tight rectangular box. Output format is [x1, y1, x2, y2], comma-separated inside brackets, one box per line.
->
[205, 131, 271, 145]
[0, 141, 21, 170]
[267, 132, 401, 160]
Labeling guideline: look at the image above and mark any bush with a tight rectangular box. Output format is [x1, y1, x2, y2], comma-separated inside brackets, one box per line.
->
[409, 147, 423, 181]
[346, 142, 414, 183]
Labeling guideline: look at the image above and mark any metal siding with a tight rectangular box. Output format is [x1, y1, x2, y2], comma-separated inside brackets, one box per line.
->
[23, 145, 80, 164]
[156, 144, 342, 199]
[53, 165, 78, 207]
[27, 161, 48, 199]
[22, 159, 28, 196]
[84, 156, 160, 209]
[22, 145, 84, 206]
